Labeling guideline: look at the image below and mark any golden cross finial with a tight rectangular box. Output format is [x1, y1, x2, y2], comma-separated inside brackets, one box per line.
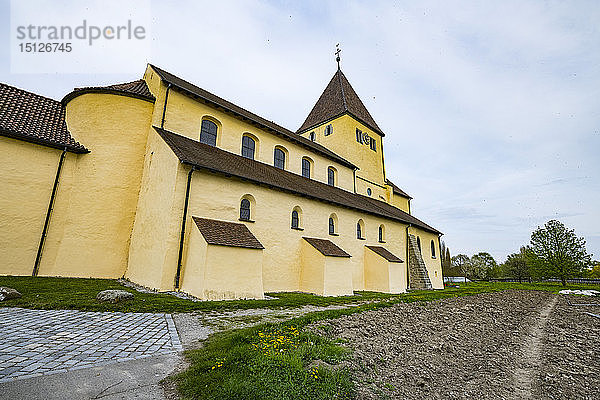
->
[335, 44, 341, 69]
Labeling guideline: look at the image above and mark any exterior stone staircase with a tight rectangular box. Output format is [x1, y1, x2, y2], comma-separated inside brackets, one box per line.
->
[407, 234, 432, 290]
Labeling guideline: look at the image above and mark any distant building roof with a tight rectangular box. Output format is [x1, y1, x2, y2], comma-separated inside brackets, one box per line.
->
[0, 83, 88, 153]
[297, 68, 384, 136]
[192, 217, 264, 249]
[62, 79, 155, 103]
[365, 246, 404, 263]
[303, 237, 351, 257]
[157, 127, 441, 234]
[148, 64, 356, 170]
[386, 179, 412, 199]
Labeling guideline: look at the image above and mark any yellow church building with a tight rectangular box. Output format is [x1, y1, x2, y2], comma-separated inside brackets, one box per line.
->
[0, 62, 443, 300]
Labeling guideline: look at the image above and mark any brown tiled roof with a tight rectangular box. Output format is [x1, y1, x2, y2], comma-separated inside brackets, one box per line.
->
[149, 64, 356, 169]
[157, 127, 441, 234]
[365, 246, 404, 263]
[0, 83, 88, 153]
[297, 69, 384, 136]
[303, 237, 351, 257]
[386, 179, 412, 199]
[62, 79, 155, 103]
[192, 217, 264, 249]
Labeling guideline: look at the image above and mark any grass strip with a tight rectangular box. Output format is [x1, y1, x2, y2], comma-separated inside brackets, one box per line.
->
[2, 276, 597, 314]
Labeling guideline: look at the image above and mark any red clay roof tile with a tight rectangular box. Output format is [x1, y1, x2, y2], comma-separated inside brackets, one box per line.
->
[0, 83, 88, 153]
[365, 245, 404, 263]
[192, 217, 264, 249]
[303, 237, 351, 257]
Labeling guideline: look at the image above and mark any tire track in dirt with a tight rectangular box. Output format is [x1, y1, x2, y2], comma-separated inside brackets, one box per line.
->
[513, 295, 558, 400]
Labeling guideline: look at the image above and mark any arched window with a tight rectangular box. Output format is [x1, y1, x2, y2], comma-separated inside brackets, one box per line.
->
[200, 119, 218, 146]
[328, 213, 338, 235]
[274, 147, 286, 169]
[289, 206, 303, 229]
[309, 132, 316, 141]
[327, 167, 336, 186]
[240, 199, 251, 221]
[301, 157, 312, 178]
[367, 188, 372, 196]
[378, 225, 385, 243]
[431, 240, 436, 258]
[417, 236, 421, 253]
[241, 135, 256, 159]
[357, 219, 365, 239]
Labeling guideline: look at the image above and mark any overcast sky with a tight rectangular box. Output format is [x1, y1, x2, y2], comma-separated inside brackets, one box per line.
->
[1, 0, 599, 263]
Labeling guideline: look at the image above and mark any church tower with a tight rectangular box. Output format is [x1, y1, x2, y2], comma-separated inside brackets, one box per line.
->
[297, 64, 388, 201]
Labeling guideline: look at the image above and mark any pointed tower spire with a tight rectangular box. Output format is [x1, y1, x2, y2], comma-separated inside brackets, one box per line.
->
[297, 65, 383, 136]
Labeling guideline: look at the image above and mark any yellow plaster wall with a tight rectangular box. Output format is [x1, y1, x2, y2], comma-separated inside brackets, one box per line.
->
[33, 93, 153, 278]
[410, 227, 444, 289]
[0, 137, 71, 276]
[364, 247, 391, 292]
[355, 176, 388, 202]
[150, 81, 355, 192]
[178, 219, 265, 300]
[388, 261, 406, 294]
[363, 247, 407, 294]
[389, 192, 410, 214]
[299, 241, 352, 296]
[126, 128, 188, 290]
[181, 168, 409, 293]
[323, 256, 354, 296]
[300, 114, 385, 187]
[179, 225, 208, 296]
[299, 240, 325, 295]
[202, 244, 264, 300]
[142, 65, 164, 98]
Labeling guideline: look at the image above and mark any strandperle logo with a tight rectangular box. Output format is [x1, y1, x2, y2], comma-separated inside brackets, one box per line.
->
[10, 0, 151, 73]
[15, 20, 146, 46]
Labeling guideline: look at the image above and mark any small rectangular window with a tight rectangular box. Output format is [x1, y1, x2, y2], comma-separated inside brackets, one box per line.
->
[370, 138, 376, 151]
[356, 128, 363, 143]
[324, 124, 333, 136]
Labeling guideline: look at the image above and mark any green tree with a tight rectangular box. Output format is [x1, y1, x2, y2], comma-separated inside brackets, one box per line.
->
[440, 242, 452, 276]
[445, 247, 452, 272]
[504, 247, 531, 282]
[451, 254, 471, 282]
[584, 262, 600, 279]
[529, 220, 592, 286]
[470, 252, 497, 280]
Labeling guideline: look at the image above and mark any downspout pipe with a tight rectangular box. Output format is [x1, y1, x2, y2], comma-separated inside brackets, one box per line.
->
[161, 83, 172, 129]
[174, 165, 195, 289]
[33, 147, 67, 276]
[405, 224, 412, 291]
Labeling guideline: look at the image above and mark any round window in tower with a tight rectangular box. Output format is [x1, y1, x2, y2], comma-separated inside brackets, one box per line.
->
[367, 188, 372, 196]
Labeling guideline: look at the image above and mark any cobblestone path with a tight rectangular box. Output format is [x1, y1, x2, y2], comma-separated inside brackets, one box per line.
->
[0, 307, 182, 383]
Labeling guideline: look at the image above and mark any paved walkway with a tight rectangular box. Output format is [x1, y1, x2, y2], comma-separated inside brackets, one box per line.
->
[0, 307, 182, 383]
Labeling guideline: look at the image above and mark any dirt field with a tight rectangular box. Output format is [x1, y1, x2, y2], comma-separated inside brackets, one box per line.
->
[310, 290, 600, 399]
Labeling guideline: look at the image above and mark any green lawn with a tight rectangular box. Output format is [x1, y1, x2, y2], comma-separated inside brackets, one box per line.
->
[0, 275, 412, 313]
[2, 276, 598, 399]
[1, 276, 597, 314]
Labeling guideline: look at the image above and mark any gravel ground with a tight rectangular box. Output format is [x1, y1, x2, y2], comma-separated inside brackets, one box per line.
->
[309, 290, 600, 400]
